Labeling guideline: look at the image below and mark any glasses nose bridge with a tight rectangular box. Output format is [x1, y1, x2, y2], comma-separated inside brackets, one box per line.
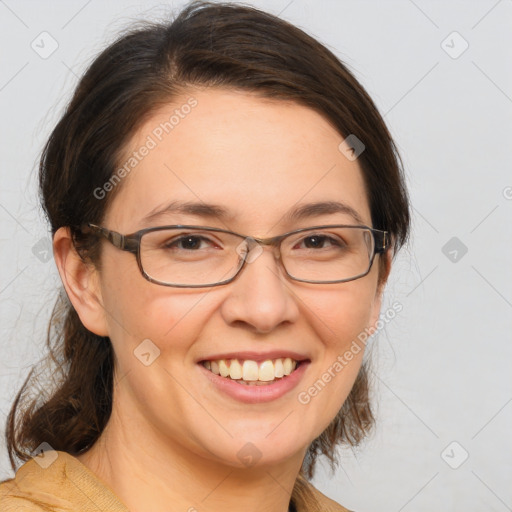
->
[234, 234, 286, 283]
[245, 233, 284, 259]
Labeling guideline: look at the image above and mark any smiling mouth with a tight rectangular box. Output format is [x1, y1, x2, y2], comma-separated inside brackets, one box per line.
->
[201, 357, 305, 386]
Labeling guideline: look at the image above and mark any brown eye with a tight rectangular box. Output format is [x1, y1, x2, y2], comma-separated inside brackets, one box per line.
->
[294, 234, 344, 250]
[160, 234, 220, 251]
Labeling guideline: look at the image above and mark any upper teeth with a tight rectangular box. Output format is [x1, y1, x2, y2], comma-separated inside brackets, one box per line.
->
[203, 358, 298, 381]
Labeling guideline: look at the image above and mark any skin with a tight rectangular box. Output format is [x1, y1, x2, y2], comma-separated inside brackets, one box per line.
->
[54, 88, 390, 512]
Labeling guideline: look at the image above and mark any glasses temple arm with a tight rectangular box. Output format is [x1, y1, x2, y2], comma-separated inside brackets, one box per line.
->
[373, 230, 390, 254]
[83, 223, 139, 253]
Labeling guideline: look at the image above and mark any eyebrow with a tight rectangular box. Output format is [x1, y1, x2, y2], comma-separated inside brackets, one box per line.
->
[141, 200, 234, 224]
[141, 199, 365, 226]
[284, 200, 365, 225]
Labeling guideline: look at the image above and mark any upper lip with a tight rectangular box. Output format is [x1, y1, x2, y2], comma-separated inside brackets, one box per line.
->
[198, 350, 310, 363]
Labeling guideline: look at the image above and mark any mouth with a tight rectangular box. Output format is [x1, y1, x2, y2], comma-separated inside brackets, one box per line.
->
[199, 356, 308, 386]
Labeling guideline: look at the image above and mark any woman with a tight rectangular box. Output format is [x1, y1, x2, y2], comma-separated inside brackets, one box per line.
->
[0, 2, 409, 511]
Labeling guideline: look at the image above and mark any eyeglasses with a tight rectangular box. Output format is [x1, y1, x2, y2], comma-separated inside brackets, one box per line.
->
[82, 223, 389, 288]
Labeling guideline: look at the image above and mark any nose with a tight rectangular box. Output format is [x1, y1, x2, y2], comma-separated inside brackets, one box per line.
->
[220, 245, 300, 334]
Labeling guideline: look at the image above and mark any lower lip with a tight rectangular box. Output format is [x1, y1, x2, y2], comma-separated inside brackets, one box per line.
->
[198, 361, 310, 404]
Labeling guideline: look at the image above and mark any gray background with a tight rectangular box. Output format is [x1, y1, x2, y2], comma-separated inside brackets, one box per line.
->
[1, 1, 511, 511]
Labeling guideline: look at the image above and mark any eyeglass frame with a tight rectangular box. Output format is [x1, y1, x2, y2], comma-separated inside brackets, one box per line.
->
[81, 222, 390, 288]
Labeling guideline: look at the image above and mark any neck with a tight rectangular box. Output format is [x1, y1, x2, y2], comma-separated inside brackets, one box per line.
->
[77, 397, 305, 512]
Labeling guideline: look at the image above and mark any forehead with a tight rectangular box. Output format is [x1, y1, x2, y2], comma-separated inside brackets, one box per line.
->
[105, 88, 371, 232]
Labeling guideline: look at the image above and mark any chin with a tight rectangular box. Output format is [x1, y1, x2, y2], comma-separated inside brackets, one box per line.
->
[201, 428, 309, 470]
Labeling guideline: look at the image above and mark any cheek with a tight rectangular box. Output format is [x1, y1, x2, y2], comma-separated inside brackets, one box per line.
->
[296, 282, 377, 416]
[100, 279, 220, 389]
[301, 281, 378, 348]
[104, 284, 212, 346]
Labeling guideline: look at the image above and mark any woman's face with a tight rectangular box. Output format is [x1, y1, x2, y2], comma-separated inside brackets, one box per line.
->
[91, 88, 385, 468]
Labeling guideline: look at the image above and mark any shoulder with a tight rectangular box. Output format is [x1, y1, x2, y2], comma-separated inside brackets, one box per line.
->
[0, 477, 45, 511]
[0, 493, 46, 512]
[0, 453, 67, 511]
[306, 481, 355, 512]
[0, 450, 128, 512]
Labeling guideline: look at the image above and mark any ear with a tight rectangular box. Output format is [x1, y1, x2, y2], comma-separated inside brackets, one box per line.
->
[53, 227, 109, 337]
[368, 250, 393, 328]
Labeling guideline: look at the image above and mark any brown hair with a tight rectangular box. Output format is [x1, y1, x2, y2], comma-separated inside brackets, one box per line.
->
[4, 1, 410, 509]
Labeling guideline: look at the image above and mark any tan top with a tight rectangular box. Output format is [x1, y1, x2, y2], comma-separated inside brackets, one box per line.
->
[0, 451, 351, 511]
